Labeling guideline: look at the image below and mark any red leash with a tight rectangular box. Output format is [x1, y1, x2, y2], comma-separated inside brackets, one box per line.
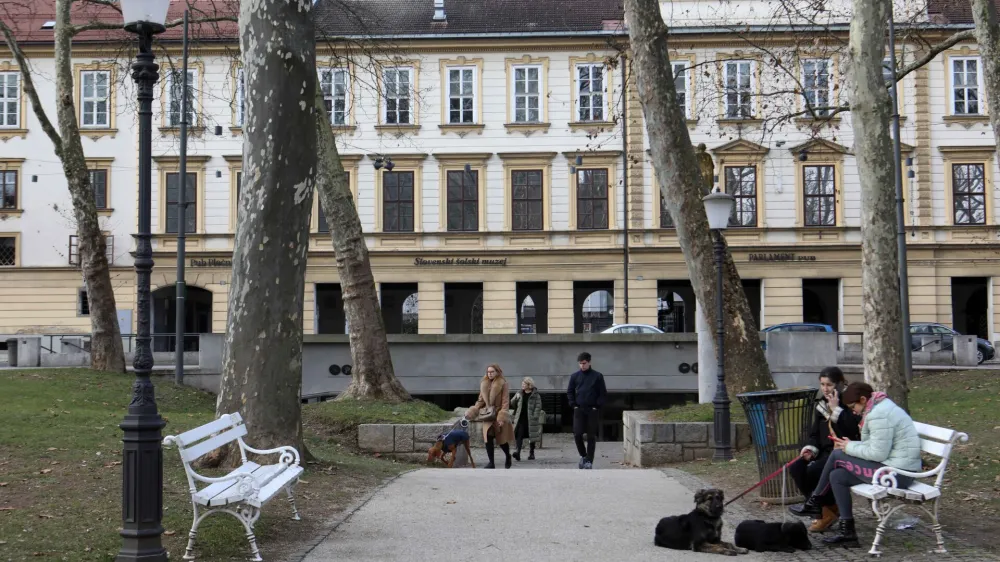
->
[724, 454, 803, 507]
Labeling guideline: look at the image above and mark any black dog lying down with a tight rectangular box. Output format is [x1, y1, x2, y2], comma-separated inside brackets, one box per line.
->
[734, 520, 812, 553]
[654, 488, 748, 555]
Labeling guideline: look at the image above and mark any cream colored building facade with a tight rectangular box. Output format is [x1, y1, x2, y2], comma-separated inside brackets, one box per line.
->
[0, 0, 998, 344]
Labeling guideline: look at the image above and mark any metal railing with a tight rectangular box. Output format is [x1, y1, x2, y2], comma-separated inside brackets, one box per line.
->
[29, 333, 208, 354]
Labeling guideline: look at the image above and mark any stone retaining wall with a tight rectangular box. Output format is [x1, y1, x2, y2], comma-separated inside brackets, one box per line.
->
[622, 411, 752, 467]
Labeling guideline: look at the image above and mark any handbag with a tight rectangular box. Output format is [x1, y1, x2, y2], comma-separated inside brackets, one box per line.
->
[471, 406, 497, 423]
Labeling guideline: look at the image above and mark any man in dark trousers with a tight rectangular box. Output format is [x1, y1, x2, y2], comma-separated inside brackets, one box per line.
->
[567, 351, 607, 469]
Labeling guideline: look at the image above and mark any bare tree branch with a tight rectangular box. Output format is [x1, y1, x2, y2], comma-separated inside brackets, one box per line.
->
[0, 20, 64, 155]
[896, 28, 974, 81]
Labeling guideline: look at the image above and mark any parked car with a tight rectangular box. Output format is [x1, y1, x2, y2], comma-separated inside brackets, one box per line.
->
[909, 323, 995, 364]
[601, 324, 664, 334]
[760, 322, 834, 350]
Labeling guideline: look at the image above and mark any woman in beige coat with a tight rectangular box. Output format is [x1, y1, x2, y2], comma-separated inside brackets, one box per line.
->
[464, 364, 515, 469]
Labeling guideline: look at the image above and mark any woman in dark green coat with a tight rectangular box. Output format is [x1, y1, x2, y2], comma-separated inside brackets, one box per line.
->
[510, 377, 544, 461]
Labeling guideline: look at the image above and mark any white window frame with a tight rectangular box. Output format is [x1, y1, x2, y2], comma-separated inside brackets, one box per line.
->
[80, 70, 110, 128]
[723, 60, 755, 119]
[166, 68, 197, 127]
[236, 68, 245, 127]
[446, 65, 477, 124]
[0, 72, 20, 128]
[511, 64, 542, 123]
[801, 58, 832, 116]
[672, 62, 689, 119]
[320, 67, 349, 126]
[575, 62, 606, 122]
[382, 67, 413, 125]
[950, 56, 983, 116]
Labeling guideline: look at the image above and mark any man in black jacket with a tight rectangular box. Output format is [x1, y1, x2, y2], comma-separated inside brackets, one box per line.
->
[567, 351, 607, 469]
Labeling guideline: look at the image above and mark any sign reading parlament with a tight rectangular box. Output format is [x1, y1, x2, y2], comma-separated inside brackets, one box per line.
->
[414, 257, 508, 267]
[748, 253, 816, 262]
[190, 258, 233, 268]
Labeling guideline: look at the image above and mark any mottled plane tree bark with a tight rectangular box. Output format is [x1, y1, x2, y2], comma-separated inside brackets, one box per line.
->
[623, 0, 775, 395]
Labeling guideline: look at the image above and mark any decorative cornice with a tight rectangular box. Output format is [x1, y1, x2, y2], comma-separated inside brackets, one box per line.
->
[497, 152, 558, 160]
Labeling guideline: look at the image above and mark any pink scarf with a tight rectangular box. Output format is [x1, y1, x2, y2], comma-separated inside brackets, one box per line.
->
[858, 391, 888, 429]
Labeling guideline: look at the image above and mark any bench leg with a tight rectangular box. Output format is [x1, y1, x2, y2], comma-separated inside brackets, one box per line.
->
[183, 505, 206, 561]
[285, 484, 301, 521]
[232, 505, 264, 562]
[920, 498, 947, 554]
[868, 498, 905, 557]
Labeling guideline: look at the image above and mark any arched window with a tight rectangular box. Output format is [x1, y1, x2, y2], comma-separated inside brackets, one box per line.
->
[402, 293, 418, 334]
[581, 290, 613, 333]
[657, 291, 687, 333]
[519, 295, 536, 334]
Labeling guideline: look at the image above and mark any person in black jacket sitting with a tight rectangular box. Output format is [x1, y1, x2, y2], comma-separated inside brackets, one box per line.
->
[787, 366, 861, 530]
[567, 351, 607, 470]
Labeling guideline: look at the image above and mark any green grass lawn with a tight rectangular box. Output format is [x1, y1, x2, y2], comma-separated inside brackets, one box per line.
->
[0, 369, 417, 561]
[651, 401, 747, 423]
[304, 397, 451, 439]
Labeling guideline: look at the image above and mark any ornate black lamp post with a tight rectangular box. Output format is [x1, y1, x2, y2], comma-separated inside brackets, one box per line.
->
[703, 189, 735, 461]
[118, 1, 169, 561]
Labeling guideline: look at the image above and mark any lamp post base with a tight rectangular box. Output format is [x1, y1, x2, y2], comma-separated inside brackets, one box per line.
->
[712, 396, 733, 461]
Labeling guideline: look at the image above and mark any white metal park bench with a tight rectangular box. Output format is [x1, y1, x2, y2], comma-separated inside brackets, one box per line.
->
[850, 421, 969, 557]
[163, 412, 304, 562]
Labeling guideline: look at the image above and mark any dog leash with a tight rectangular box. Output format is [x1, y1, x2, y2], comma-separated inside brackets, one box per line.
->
[724, 454, 803, 507]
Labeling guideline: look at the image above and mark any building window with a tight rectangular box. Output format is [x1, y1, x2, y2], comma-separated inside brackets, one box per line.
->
[1, 170, 16, 209]
[511, 170, 543, 231]
[673, 62, 688, 118]
[512, 65, 541, 123]
[166, 69, 196, 127]
[726, 166, 757, 226]
[80, 70, 110, 128]
[0, 72, 19, 128]
[659, 192, 673, 228]
[446, 170, 479, 231]
[576, 168, 609, 230]
[383, 68, 412, 125]
[576, 63, 605, 122]
[320, 68, 348, 125]
[89, 169, 108, 210]
[802, 59, 831, 116]
[78, 288, 90, 316]
[952, 163, 986, 225]
[382, 171, 414, 232]
[447, 67, 476, 124]
[951, 57, 981, 115]
[236, 68, 245, 127]
[0, 236, 15, 266]
[803, 165, 836, 226]
[165, 172, 196, 234]
[723, 60, 754, 119]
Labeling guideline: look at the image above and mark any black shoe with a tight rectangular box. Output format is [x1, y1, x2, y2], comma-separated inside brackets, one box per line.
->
[512, 451, 521, 461]
[789, 497, 822, 517]
[823, 519, 859, 546]
[484, 462, 495, 469]
[505, 455, 512, 469]
[528, 449, 535, 460]
[578, 456, 587, 469]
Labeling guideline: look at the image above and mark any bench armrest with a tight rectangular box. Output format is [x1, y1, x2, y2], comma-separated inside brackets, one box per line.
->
[871, 465, 938, 488]
[241, 444, 301, 467]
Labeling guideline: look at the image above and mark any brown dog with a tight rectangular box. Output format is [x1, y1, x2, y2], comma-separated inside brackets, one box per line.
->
[426, 429, 475, 469]
[654, 488, 748, 555]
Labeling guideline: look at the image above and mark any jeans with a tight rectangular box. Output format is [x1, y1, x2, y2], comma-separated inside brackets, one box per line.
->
[812, 449, 914, 520]
[573, 407, 600, 462]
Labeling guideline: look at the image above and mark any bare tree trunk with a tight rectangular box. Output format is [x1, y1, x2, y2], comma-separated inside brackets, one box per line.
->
[1, 1, 125, 373]
[971, 0, 1000, 150]
[313, 89, 410, 402]
[623, 0, 774, 395]
[214, 0, 316, 462]
[850, 0, 908, 409]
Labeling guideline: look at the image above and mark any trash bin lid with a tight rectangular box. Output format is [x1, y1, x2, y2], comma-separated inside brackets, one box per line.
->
[737, 387, 818, 402]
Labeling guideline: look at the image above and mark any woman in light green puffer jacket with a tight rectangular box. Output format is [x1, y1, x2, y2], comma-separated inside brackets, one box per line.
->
[802, 382, 921, 547]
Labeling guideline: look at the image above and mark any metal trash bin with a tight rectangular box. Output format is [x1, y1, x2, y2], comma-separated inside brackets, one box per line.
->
[5, 338, 17, 367]
[737, 387, 817, 502]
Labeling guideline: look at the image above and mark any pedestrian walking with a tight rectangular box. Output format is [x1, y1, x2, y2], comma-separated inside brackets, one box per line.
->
[567, 352, 607, 470]
[510, 376, 543, 461]
[787, 366, 862, 532]
[465, 364, 515, 469]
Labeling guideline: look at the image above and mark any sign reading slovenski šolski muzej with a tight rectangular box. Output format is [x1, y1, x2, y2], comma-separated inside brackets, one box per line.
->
[413, 257, 508, 266]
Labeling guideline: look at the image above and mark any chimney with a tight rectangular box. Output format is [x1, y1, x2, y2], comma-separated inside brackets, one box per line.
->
[433, 0, 447, 21]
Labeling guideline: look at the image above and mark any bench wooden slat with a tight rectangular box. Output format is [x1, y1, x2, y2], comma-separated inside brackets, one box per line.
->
[192, 462, 261, 506]
[175, 412, 243, 447]
[920, 438, 950, 458]
[914, 421, 955, 443]
[180, 425, 248, 462]
[254, 466, 303, 506]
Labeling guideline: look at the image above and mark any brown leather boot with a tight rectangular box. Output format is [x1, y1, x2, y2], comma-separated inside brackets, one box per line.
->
[809, 505, 839, 533]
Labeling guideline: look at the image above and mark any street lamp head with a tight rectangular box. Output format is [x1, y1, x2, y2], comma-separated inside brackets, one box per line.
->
[703, 190, 735, 231]
[384, 158, 395, 171]
[121, 0, 170, 34]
